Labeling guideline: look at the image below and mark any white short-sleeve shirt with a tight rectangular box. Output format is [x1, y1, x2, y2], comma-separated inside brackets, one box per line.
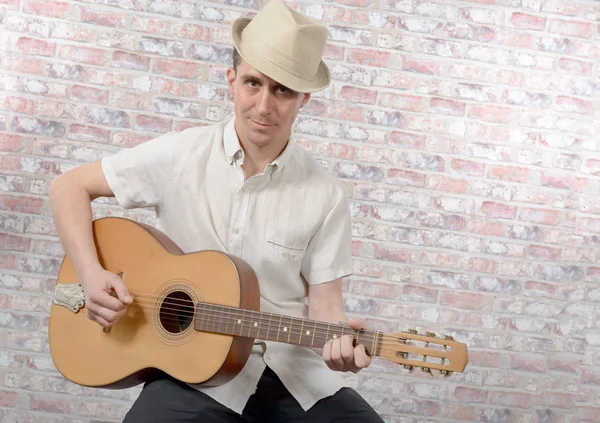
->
[101, 117, 354, 413]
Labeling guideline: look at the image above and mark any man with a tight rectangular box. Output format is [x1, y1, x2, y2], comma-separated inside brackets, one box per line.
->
[49, 1, 384, 421]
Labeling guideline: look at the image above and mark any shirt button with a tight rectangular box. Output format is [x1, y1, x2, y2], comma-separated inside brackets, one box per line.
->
[232, 228, 239, 234]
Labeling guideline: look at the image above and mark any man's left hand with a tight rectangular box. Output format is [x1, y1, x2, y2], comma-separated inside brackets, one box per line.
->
[322, 317, 372, 373]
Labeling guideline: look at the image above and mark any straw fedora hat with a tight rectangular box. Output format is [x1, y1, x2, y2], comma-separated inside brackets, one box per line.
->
[231, 0, 330, 93]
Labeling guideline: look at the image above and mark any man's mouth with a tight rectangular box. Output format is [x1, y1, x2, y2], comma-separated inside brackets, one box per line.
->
[250, 119, 274, 127]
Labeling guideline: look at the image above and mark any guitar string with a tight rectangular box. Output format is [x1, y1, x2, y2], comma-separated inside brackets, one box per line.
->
[125, 294, 447, 344]
[117, 313, 449, 367]
[124, 290, 455, 345]
[115, 302, 454, 360]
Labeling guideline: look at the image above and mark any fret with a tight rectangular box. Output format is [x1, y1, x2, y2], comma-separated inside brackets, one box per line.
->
[326, 323, 331, 343]
[372, 331, 377, 356]
[248, 311, 253, 337]
[277, 315, 283, 342]
[311, 320, 317, 347]
[299, 319, 304, 345]
[222, 305, 228, 335]
[265, 313, 272, 341]
[287, 316, 292, 343]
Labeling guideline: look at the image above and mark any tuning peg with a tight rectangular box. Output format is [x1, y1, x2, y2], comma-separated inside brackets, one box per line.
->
[444, 335, 454, 341]
[426, 331, 436, 337]
[421, 367, 432, 373]
[439, 370, 453, 377]
[407, 329, 417, 334]
[403, 364, 414, 372]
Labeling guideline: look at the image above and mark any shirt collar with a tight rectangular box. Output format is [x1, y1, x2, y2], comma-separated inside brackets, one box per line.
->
[223, 117, 295, 174]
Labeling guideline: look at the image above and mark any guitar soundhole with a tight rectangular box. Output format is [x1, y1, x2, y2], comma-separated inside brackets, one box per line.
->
[159, 291, 194, 334]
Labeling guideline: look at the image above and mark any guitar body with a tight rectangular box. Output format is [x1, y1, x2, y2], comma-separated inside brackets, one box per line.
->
[48, 217, 260, 388]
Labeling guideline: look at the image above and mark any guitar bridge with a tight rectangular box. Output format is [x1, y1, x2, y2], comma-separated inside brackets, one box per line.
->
[54, 283, 85, 313]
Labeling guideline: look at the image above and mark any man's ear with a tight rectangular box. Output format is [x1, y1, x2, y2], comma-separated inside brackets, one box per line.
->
[300, 93, 311, 108]
[226, 67, 236, 94]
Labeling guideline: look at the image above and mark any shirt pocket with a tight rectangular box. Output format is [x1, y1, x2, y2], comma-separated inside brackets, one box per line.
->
[264, 229, 308, 263]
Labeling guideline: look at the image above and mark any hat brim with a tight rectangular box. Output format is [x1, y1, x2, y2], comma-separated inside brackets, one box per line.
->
[231, 18, 330, 94]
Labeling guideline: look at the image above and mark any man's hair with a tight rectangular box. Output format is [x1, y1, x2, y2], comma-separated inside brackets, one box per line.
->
[232, 47, 241, 73]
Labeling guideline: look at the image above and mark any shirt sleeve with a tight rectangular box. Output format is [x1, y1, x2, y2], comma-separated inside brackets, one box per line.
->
[301, 183, 354, 285]
[101, 131, 179, 210]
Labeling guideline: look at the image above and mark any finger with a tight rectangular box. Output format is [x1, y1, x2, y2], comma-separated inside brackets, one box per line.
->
[354, 345, 371, 370]
[322, 340, 334, 369]
[108, 275, 133, 305]
[87, 302, 126, 326]
[86, 308, 111, 328]
[347, 317, 365, 330]
[89, 290, 128, 312]
[331, 338, 345, 369]
[340, 335, 355, 365]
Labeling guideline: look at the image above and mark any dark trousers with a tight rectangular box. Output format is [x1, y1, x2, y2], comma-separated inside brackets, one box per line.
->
[123, 366, 384, 423]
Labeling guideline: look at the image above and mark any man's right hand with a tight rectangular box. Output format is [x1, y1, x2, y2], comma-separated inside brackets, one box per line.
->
[81, 267, 134, 328]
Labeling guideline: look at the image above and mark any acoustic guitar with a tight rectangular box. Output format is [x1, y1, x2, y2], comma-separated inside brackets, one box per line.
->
[48, 217, 468, 388]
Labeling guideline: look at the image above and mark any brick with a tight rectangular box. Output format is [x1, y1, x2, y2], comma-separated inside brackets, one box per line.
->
[441, 291, 486, 310]
[488, 165, 530, 183]
[23, 0, 69, 18]
[427, 270, 469, 289]
[555, 96, 595, 115]
[69, 84, 109, 104]
[170, 23, 210, 41]
[379, 93, 427, 112]
[542, 1, 580, 16]
[339, 86, 377, 105]
[68, 124, 109, 142]
[112, 50, 150, 71]
[3, 55, 44, 75]
[16, 37, 56, 57]
[135, 114, 171, 133]
[402, 56, 440, 75]
[391, 226, 435, 247]
[336, 163, 383, 181]
[386, 169, 425, 187]
[557, 58, 593, 76]
[528, 245, 561, 261]
[480, 201, 517, 219]
[428, 176, 468, 194]
[468, 105, 519, 124]
[346, 48, 390, 68]
[433, 196, 473, 215]
[459, 257, 496, 275]
[536, 264, 584, 282]
[1, 96, 34, 114]
[417, 211, 467, 231]
[366, 109, 404, 128]
[153, 58, 201, 79]
[519, 207, 564, 225]
[50, 20, 95, 42]
[81, 8, 126, 27]
[401, 284, 437, 303]
[509, 12, 546, 30]
[57, 45, 109, 65]
[45, 62, 86, 82]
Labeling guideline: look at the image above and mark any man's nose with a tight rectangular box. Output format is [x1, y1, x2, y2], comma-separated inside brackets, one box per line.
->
[257, 88, 274, 116]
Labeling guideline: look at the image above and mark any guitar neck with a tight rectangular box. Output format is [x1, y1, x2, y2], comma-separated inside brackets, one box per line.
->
[194, 302, 384, 356]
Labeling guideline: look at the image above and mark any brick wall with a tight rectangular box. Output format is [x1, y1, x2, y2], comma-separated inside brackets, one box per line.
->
[1, 0, 599, 421]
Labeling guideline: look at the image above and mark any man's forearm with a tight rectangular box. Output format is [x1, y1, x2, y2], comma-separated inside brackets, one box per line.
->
[49, 175, 102, 279]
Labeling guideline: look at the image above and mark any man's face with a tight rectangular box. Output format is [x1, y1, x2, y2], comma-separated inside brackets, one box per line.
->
[227, 58, 310, 152]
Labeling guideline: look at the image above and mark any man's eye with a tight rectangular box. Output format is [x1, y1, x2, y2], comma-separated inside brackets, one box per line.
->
[276, 87, 290, 94]
[246, 80, 258, 87]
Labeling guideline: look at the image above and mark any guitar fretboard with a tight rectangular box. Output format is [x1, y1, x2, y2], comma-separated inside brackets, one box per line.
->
[194, 302, 383, 356]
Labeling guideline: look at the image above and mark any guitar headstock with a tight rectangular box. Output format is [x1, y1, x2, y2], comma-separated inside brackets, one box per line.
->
[379, 329, 468, 376]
